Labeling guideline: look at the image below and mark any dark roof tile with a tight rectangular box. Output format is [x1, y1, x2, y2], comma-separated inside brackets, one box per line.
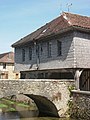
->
[12, 12, 90, 47]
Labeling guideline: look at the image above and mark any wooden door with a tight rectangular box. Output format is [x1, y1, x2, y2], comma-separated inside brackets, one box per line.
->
[80, 69, 90, 91]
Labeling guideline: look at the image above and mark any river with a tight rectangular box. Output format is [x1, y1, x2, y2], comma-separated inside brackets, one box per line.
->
[0, 112, 76, 120]
[0, 98, 76, 120]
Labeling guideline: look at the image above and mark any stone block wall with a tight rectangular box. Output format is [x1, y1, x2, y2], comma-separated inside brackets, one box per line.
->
[69, 90, 90, 120]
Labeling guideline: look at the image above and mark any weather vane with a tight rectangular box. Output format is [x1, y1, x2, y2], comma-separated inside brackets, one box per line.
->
[66, 3, 72, 12]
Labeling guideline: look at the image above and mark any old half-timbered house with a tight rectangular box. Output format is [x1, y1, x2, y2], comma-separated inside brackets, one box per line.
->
[12, 12, 90, 91]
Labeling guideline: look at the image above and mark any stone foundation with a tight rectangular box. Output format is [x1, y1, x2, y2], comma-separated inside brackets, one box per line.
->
[70, 90, 90, 120]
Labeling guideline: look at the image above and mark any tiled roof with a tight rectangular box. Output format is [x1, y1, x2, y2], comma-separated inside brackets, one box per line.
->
[0, 52, 14, 63]
[12, 12, 90, 47]
[64, 12, 90, 28]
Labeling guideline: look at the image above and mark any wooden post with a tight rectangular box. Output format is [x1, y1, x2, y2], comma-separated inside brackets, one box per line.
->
[74, 69, 83, 90]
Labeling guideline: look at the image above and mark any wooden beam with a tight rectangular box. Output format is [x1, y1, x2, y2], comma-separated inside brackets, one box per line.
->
[74, 69, 83, 90]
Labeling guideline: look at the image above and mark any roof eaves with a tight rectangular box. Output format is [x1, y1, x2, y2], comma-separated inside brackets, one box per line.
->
[0, 61, 14, 64]
[12, 26, 74, 48]
[72, 25, 90, 33]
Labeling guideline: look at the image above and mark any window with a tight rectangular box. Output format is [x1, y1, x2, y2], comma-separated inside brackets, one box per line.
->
[15, 73, 19, 79]
[57, 41, 62, 56]
[3, 63, 6, 69]
[36, 44, 39, 58]
[29, 47, 32, 60]
[22, 49, 25, 62]
[47, 42, 52, 57]
[40, 43, 43, 55]
[21, 73, 26, 79]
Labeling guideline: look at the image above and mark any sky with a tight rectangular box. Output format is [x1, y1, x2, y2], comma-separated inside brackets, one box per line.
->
[0, 0, 90, 53]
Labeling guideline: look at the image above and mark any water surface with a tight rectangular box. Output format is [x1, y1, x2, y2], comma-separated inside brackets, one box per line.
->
[0, 98, 76, 120]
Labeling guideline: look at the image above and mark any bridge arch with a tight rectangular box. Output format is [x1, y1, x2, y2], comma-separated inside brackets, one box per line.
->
[2, 93, 59, 117]
[23, 94, 59, 117]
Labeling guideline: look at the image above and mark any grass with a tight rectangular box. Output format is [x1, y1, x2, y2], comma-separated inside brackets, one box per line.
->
[0, 104, 8, 108]
[2, 99, 15, 104]
[0, 98, 33, 112]
[6, 108, 16, 112]
[17, 103, 30, 107]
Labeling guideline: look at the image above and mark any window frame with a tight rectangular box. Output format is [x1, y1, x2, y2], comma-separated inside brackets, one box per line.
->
[22, 48, 25, 62]
[47, 41, 52, 58]
[36, 44, 39, 58]
[29, 47, 32, 60]
[57, 40, 62, 56]
[3, 63, 6, 69]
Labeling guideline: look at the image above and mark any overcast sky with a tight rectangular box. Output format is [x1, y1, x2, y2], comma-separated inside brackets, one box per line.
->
[0, 0, 90, 53]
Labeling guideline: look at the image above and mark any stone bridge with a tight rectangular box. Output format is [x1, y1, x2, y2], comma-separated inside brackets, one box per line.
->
[0, 79, 74, 117]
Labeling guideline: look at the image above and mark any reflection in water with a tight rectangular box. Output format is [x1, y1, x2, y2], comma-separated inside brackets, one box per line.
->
[0, 110, 39, 120]
[0, 99, 76, 120]
[17, 117, 75, 120]
[0, 112, 20, 120]
[0, 111, 76, 120]
[15, 105, 39, 118]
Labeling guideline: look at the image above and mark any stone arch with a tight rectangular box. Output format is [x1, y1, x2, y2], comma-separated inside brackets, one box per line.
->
[23, 94, 59, 117]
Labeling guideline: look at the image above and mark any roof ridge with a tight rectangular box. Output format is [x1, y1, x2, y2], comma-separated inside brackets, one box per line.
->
[62, 12, 72, 26]
[62, 12, 90, 18]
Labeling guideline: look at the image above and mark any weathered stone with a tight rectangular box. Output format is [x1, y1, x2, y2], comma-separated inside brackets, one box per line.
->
[70, 90, 90, 120]
[0, 79, 74, 117]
